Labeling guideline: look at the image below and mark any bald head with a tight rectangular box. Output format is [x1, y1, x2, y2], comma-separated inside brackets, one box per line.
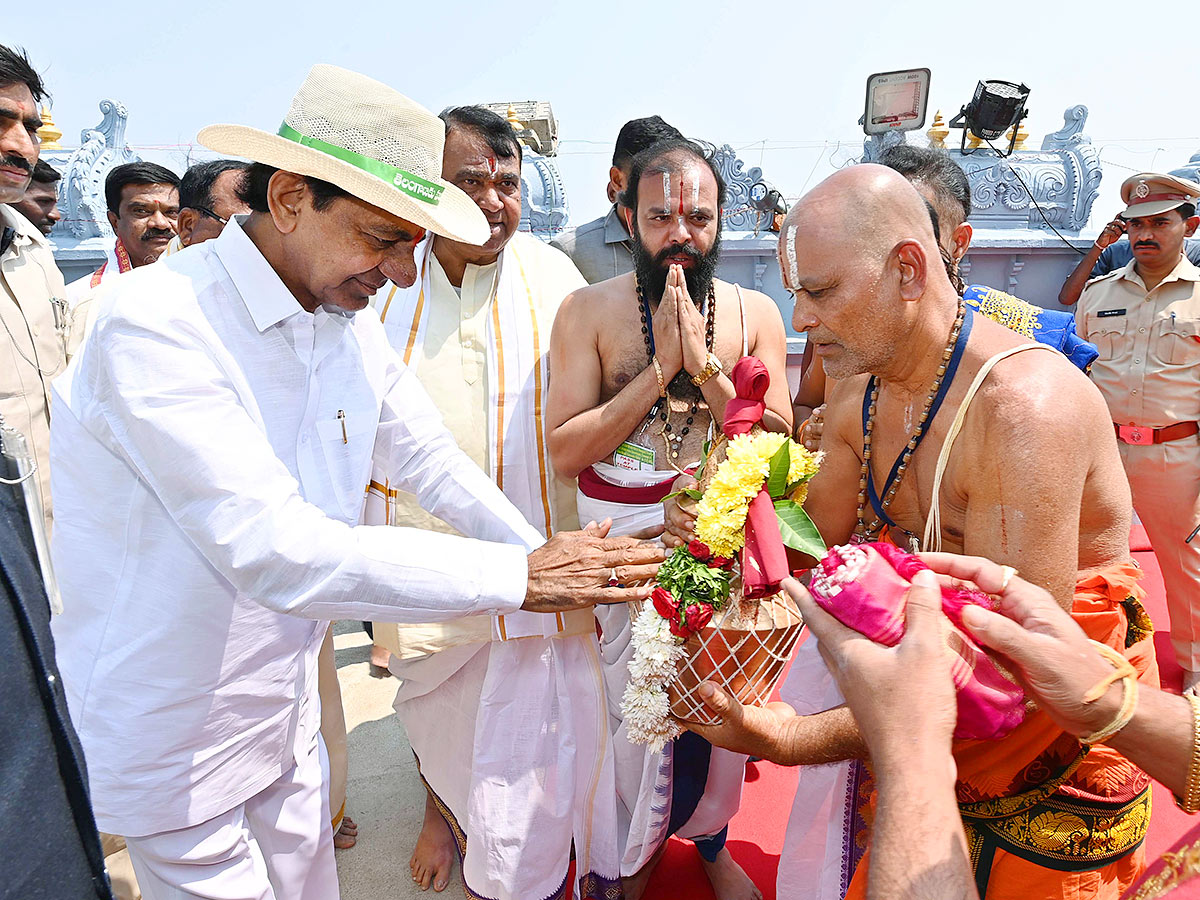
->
[781, 165, 940, 284]
[782, 165, 961, 380]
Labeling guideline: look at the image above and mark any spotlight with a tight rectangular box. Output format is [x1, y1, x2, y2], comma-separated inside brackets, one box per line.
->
[750, 181, 787, 217]
[948, 80, 1030, 157]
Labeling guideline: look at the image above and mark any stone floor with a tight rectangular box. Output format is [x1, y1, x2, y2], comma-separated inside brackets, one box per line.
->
[330, 620, 454, 900]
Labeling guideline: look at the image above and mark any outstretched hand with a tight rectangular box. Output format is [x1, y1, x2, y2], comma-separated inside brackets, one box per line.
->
[522, 519, 665, 613]
[686, 680, 798, 759]
[921, 553, 1122, 739]
[792, 571, 958, 764]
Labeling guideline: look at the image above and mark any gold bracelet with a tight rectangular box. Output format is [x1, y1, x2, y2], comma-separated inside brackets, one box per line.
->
[1078, 640, 1139, 745]
[652, 357, 667, 398]
[690, 352, 722, 387]
[1177, 691, 1200, 813]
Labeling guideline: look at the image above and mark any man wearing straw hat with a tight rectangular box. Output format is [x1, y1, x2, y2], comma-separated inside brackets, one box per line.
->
[48, 64, 663, 900]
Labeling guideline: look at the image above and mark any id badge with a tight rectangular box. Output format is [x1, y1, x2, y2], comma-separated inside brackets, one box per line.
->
[613, 440, 655, 471]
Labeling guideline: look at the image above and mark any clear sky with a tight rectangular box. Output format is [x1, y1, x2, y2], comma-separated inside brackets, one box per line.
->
[15, 0, 1200, 229]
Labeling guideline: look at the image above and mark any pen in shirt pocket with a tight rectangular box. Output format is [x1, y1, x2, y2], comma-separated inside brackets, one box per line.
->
[337, 410, 347, 444]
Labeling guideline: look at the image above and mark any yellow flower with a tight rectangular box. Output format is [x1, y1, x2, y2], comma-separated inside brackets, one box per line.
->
[695, 432, 822, 557]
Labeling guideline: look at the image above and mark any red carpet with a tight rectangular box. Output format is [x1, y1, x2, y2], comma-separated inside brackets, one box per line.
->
[642, 528, 1195, 899]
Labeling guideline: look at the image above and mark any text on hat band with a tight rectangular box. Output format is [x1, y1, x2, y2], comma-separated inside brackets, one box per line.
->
[277, 123, 444, 206]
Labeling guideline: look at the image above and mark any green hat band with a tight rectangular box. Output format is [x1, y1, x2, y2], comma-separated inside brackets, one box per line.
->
[277, 122, 443, 206]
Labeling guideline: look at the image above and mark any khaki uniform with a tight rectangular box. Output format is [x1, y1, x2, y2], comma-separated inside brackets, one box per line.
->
[0, 204, 68, 535]
[1078, 255, 1200, 670]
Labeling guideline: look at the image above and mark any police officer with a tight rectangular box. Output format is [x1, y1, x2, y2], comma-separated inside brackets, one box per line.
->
[1077, 171, 1200, 690]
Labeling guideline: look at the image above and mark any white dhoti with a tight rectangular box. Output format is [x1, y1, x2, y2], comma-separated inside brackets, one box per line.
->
[394, 630, 620, 900]
[578, 462, 748, 875]
[369, 235, 622, 898]
[775, 638, 861, 900]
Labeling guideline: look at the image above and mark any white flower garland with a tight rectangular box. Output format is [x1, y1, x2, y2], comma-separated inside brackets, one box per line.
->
[622, 599, 686, 751]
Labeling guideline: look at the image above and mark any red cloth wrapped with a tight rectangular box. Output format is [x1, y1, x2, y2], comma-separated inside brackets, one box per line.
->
[809, 542, 1026, 740]
[725, 357, 789, 598]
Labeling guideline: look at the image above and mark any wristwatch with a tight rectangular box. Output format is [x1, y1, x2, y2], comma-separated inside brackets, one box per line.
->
[691, 352, 723, 387]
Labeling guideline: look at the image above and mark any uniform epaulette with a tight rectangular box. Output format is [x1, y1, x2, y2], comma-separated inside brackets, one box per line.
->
[1084, 268, 1124, 288]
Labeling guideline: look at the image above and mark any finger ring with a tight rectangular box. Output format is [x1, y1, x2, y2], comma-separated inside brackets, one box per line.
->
[608, 568, 619, 587]
[998, 565, 1017, 591]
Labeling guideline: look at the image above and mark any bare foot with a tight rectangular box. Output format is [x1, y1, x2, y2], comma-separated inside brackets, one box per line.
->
[409, 793, 455, 892]
[700, 847, 762, 900]
[369, 644, 393, 678]
[333, 815, 358, 850]
[622, 842, 668, 900]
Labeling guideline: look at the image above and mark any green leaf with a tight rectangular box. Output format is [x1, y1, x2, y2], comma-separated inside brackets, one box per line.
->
[661, 487, 704, 504]
[766, 441, 792, 498]
[774, 499, 827, 560]
[695, 438, 713, 482]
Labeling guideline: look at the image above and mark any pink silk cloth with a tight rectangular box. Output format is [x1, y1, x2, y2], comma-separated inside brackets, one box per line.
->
[809, 542, 1026, 740]
[724, 356, 789, 599]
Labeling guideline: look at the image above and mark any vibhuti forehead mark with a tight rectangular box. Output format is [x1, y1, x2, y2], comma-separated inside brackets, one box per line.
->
[785, 225, 799, 287]
[690, 169, 700, 211]
[662, 172, 672, 215]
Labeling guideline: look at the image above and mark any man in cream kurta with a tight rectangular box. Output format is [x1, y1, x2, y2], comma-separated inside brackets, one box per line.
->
[366, 106, 622, 900]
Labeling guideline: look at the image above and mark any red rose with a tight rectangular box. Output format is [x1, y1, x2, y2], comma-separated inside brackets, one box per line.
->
[708, 556, 733, 569]
[652, 587, 679, 620]
[687, 540, 712, 561]
[684, 603, 713, 633]
[668, 616, 690, 638]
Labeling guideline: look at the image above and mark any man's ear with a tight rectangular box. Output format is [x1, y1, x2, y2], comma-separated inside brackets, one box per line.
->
[1185, 215, 1199, 239]
[265, 171, 309, 235]
[608, 166, 625, 205]
[106, 209, 120, 233]
[175, 208, 197, 246]
[950, 222, 973, 263]
[894, 239, 929, 302]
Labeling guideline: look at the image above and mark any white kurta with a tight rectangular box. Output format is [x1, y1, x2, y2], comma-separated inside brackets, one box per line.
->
[50, 216, 541, 838]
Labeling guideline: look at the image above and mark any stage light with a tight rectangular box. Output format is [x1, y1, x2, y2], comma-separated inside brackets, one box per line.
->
[949, 80, 1030, 157]
[750, 181, 787, 216]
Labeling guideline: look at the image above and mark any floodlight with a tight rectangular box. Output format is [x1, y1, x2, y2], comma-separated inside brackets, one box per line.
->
[750, 181, 787, 216]
[948, 80, 1030, 157]
[862, 69, 931, 135]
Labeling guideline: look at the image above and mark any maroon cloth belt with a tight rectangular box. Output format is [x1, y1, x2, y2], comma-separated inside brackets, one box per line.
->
[1114, 421, 1199, 445]
[577, 465, 680, 505]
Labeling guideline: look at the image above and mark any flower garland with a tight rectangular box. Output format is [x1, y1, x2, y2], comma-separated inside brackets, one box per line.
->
[622, 433, 823, 749]
[623, 539, 732, 751]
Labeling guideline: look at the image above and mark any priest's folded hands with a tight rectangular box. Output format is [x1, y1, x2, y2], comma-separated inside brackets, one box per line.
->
[521, 519, 666, 612]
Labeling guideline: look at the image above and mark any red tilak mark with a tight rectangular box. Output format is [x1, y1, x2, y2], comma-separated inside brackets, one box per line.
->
[486, 155, 497, 177]
[678, 175, 685, 216]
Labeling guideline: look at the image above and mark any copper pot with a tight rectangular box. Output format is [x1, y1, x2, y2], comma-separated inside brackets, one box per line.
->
[668, 591, 804, 726]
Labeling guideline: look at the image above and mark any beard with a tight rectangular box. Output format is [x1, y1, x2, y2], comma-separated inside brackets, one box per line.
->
[632, 226, 722, 403]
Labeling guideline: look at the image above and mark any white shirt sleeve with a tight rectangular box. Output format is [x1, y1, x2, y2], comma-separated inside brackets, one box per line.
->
[84, 306, 529, 623]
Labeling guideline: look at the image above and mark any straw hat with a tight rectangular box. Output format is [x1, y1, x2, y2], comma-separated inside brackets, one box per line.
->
[198, 64, 488, 245]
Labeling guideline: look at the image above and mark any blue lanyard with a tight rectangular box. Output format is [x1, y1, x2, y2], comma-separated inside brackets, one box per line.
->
[861, 306, 974, 530]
